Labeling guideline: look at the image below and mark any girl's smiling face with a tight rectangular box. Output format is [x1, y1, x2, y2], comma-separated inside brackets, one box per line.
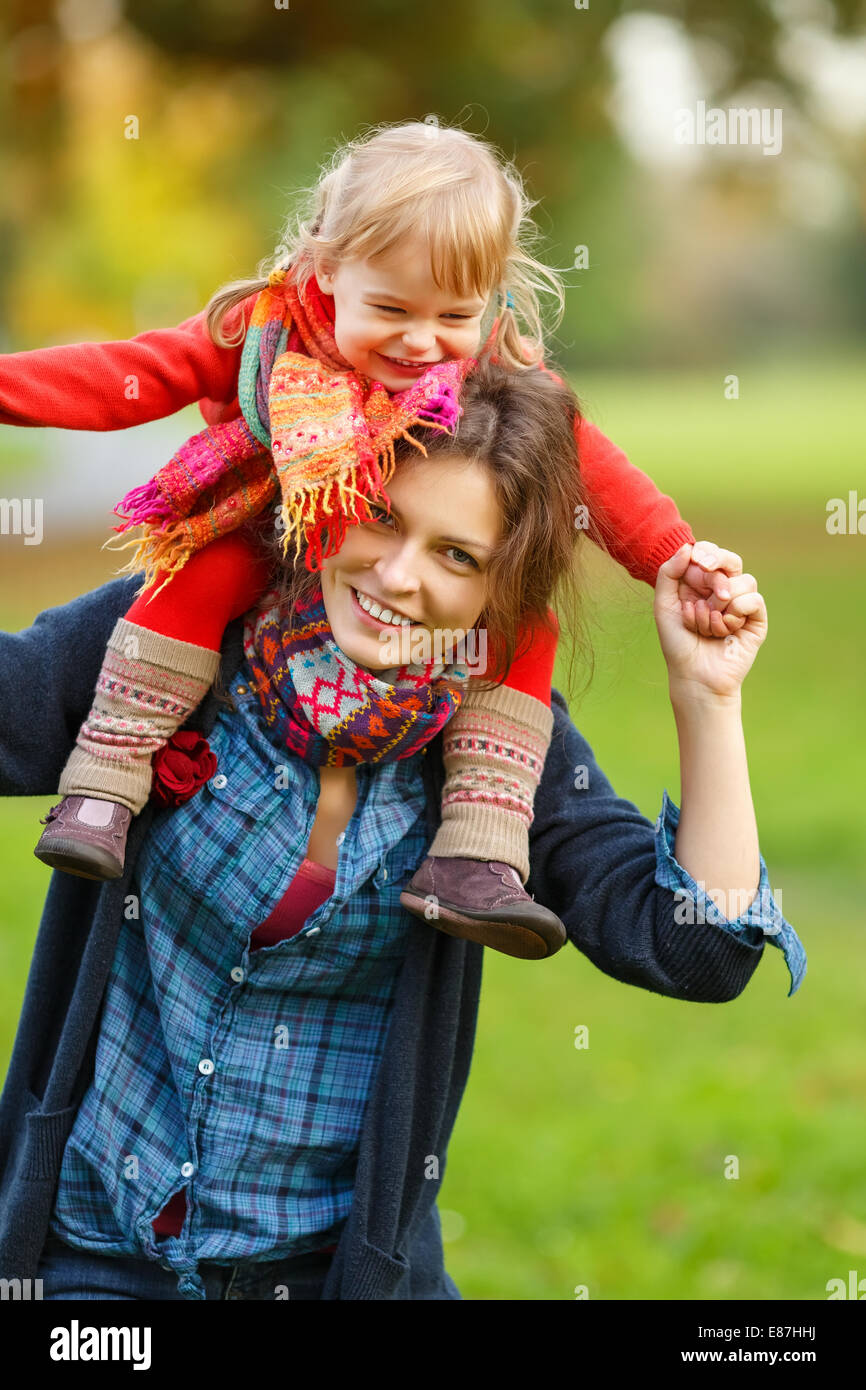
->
[314, 234, 489, 393]
[320, 452, 501, 671]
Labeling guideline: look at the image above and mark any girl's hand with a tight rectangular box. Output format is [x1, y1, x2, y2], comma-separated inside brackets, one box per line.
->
[678, 540, 746, 633]
[655, 544, 768, 700]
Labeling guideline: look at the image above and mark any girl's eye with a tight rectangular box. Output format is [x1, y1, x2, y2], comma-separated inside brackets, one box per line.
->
[367, 505, 393, 526]
[445, 546, 478, 568]
[373, 306, 473, 320]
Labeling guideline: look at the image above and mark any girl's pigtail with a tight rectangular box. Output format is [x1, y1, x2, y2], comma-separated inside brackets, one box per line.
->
[493, 285, 545, 370]
[205, 276, 270, 349]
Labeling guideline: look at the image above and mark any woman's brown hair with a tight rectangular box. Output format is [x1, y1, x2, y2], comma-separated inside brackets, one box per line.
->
[242, 355, 603, 698]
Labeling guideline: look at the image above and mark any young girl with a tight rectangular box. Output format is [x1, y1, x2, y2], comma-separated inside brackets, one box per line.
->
[8, 119, 741, 959]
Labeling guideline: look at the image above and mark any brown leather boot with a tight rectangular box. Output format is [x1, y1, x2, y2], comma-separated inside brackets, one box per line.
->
[400, 856, 567, 960]
[34, 795, 133, 881]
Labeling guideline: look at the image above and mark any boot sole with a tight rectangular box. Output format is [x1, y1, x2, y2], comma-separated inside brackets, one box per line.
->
[34, 840, 123, 881]
[399, 891, 564, 960]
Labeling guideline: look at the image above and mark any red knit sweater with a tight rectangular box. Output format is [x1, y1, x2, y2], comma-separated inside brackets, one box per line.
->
[0, 295, 694, 587]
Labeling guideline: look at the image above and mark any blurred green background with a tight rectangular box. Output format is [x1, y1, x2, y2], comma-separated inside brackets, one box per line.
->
[1, 0, 865, 1301]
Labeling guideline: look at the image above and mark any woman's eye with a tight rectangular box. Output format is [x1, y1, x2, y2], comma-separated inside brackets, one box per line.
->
[445, 546, 478, 568]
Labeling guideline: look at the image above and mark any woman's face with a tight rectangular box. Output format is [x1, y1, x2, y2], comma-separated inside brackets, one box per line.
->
[320, 452, 501, 671]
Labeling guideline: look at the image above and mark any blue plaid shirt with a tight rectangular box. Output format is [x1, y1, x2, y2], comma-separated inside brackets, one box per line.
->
[48, 662, 805, 1300]
[49, 661, 431, 1299]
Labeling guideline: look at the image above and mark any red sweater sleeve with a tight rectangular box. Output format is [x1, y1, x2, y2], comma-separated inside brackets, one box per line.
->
[538, 360, 694, 587]
[574, 415, 694, 587]
[0, 293, 257, 432]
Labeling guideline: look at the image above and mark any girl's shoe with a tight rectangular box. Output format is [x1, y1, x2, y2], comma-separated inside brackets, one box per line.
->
[400, 856, 567, 960]
[34, 795, 133, 881]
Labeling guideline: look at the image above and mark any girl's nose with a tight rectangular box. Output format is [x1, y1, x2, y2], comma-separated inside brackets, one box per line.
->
[401, 323, 436, 352]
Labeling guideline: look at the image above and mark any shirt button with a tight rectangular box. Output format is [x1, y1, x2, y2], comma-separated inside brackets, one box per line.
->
[305, 926, 321, 937]
[230, 966, 245, 983]
[381, 867, 388, 881]
[180, 1162, 195, 1178]
[336, 831, 345, 847]
[198, 1058, 214, 1075]
[211, 774, 227, 789]
[236, 685, 248, 695]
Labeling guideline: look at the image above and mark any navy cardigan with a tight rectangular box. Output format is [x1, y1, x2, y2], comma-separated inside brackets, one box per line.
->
[0, 576, 765, 1298]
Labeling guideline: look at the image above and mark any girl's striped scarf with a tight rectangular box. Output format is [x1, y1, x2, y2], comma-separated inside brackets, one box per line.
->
[108, 262, 485, 593]
[242, 584, 468, 767]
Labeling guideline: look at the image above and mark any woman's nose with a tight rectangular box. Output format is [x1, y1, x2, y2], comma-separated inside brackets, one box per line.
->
[374, 543, 422, 596]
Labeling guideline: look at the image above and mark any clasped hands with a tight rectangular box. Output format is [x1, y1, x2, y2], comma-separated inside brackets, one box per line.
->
[654, 539, 768, 698]
[677, 540, 756, 637]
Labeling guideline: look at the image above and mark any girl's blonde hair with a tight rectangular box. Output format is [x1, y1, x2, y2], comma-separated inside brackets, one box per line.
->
[204, 118, 568, 370]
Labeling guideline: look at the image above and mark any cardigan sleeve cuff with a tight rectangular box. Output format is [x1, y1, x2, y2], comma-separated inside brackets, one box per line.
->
[653, 789, 807, 997]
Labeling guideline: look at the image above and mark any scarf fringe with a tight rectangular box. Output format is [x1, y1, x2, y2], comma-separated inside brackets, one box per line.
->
[414, 383, 461, 432]
[276, 412, 444, 570]
[112, 478, 174, 531]
[101, 521, 196, 597]
[277, 465, 383, 568]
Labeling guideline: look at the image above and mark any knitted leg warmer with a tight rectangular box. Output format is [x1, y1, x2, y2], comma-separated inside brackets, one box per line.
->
[58, 619, 222, 814]
[428, 683, 553, 884]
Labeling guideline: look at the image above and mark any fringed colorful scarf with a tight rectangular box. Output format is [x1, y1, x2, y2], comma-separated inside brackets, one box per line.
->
[107, 262, 490, 593]
[242, 585, 468, 766]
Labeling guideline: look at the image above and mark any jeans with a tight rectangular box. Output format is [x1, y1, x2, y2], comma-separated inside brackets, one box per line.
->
[36, 1231, 332, 1300]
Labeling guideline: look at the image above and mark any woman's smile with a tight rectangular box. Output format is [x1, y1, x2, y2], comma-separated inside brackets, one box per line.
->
[349, 583, 420, 629]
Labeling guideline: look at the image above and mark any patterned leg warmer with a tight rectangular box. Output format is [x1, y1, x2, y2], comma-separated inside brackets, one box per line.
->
[58, 618, 221, 814]
[428, 683, 554, 884]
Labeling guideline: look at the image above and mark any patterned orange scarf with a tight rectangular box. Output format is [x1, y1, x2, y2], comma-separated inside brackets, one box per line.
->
[108, 262, 499, 593]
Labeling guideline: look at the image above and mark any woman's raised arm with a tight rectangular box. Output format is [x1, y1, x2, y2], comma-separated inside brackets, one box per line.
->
[526, 544, 805, 999]
[653, 543, 767, 921]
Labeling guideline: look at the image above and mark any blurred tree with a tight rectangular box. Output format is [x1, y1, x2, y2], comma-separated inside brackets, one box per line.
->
[117, 0, 864, 82]
[1, 0, 863, 360]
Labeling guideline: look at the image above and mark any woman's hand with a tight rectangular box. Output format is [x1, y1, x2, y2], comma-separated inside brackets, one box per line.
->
[655, 543, 768, 701]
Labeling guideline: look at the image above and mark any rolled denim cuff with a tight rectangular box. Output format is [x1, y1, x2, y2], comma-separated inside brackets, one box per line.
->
[653, 789, 807, 997]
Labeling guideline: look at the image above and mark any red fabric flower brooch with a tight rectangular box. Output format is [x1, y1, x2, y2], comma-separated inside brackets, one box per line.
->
[150, 731, 218, 809]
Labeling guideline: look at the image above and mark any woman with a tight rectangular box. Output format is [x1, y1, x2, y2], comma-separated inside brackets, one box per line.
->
[0, 360, 804, 1301]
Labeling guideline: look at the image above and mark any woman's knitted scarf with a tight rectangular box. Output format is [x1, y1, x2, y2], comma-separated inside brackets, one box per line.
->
[108, 262, 492, 593]
[242, 584, 468, 766]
